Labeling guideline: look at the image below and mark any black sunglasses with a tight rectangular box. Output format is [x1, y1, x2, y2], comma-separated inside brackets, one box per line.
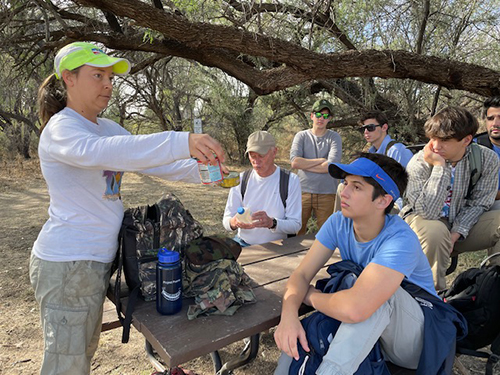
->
[314, 112, 331, 119]
[358, 123, 382, 132]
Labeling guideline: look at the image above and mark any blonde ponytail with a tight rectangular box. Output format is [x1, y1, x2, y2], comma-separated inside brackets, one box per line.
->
[38, 73, 67, 132]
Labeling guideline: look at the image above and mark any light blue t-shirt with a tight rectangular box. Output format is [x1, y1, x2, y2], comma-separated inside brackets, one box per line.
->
[316, 212, 437, 297]
[369, 135, 414, 168]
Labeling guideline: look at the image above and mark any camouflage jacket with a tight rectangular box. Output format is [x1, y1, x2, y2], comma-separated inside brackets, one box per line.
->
[183, 259, 256, 320]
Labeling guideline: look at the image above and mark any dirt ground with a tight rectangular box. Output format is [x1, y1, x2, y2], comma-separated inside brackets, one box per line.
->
[0, 158, 497, 375]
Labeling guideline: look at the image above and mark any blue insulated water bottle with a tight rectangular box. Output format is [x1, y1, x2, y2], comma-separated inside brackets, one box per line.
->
[156, 248, 182, 315]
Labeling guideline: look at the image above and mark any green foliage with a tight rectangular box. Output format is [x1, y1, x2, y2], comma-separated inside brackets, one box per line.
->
[2, 0, 500, 161]
[0, 52, 44, 159]
[172, 0, 200, 13]
[141, 28, 164, 44]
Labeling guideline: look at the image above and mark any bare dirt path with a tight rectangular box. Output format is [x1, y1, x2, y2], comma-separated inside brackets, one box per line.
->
[0, 160, 496, 374]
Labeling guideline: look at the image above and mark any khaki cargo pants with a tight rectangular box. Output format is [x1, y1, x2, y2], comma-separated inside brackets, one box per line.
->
[30, 254, 112, 375]
[405, 211, 500, 290]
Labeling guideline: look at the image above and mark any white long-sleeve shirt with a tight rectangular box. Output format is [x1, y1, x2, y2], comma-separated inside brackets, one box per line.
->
[222, 167, 302, 245]
[33, 107, 200, 263]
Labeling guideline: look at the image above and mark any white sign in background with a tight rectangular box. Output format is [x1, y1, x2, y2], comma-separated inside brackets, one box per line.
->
[193, 118, 203, 134]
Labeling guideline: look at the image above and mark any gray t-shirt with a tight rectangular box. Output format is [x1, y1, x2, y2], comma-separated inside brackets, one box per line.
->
[290, 129, 342, 194]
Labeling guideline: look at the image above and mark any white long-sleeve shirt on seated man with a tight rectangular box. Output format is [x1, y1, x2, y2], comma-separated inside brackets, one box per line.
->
[223, 166, 302, 245]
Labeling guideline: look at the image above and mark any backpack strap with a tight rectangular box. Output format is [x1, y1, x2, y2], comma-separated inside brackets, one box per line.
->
[279, 168, 290, 209]
[466, 143, 482, 199]
[491, 331, 500, 357]
[384, 140, 398, 156]
[114, 223, 140, 343]
[148, 204, 161, 249]
[241, 168, 290, 209]
[120, 287, 139, 343]
[114, 205, 158, 344]
[240, 169, 251, 203]
[487, 332, 500, 375]
[113, 225, 124, 328]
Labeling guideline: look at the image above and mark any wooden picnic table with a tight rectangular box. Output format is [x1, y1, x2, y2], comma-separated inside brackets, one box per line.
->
[108, 233, 342, 374]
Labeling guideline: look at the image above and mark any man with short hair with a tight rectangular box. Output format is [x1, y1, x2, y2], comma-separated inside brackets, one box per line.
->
[290, 99, 342, 235]
[223, 131, 302, 246]
[401, 106, 500, 290]
[360, 110, 414, 167]
[476, 96, 500, 206]
[274, 153, 460, 374]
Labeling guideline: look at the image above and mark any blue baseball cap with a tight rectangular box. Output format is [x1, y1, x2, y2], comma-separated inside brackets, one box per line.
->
[328, 157, 400, 200]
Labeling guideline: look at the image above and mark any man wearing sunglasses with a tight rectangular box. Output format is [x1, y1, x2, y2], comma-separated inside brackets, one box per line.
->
[359, 110, 413, 168]
[290, 99, 342, 235]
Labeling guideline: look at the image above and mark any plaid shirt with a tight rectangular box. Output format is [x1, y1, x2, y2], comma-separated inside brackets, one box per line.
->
[400, 144, 499, 238]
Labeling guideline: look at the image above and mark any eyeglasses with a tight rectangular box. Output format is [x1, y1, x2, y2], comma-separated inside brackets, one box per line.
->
[358, 123, 382, 132]
[314, 112, 331, 119]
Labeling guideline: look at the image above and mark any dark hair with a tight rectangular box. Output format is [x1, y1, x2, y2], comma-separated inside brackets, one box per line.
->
[38, 67, 82, 132]
[424, 106, 478, 140]
[483, 96, 500, 118]
[348, 152, 408, 214]
[359, 110, 389, 128]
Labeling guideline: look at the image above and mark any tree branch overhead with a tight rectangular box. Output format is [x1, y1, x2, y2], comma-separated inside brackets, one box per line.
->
[68, 0, 500, 96]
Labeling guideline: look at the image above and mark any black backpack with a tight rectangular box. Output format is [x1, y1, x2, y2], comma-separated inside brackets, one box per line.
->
[440, 253, 500, 375]
[113, 194, 203, 343]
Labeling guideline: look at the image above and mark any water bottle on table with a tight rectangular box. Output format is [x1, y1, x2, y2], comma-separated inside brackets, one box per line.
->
[156, 248, 182, 315]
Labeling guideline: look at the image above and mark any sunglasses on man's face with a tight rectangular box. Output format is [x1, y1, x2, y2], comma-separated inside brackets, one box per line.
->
[314, 112, 331, 119]
[358, 123, 382, 133]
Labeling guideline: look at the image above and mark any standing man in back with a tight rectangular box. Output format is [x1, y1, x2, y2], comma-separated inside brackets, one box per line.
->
[360, 110, 414, 167]
[334, 110, 413, 212]
[290, 99, 342, 235]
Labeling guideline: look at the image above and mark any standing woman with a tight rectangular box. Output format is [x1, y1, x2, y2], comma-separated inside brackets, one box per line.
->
[30, 42, 224, 374]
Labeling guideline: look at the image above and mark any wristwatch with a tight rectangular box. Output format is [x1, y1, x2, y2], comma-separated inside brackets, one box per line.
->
[270, 218, 277, 229]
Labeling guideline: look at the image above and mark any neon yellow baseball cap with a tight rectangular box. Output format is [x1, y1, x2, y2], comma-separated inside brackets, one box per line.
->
[54, 42, 131, 79]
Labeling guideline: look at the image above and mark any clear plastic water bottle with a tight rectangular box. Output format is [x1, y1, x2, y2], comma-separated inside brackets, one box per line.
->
[235, 206, 253, 224]
[156, 248, 182, 315]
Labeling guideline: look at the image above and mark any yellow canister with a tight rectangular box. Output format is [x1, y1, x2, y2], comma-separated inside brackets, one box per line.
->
[219, 171, 240, 188]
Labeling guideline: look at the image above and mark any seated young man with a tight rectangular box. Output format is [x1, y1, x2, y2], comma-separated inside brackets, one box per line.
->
[274, 153, 437, 374]
[401, 106, 500, 290]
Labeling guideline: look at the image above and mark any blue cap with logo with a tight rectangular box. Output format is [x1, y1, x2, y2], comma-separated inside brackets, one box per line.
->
[328, 158, 400, 200]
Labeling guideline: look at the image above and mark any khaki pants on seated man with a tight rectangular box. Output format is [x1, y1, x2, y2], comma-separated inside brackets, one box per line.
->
[405, 211, 500, 290]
